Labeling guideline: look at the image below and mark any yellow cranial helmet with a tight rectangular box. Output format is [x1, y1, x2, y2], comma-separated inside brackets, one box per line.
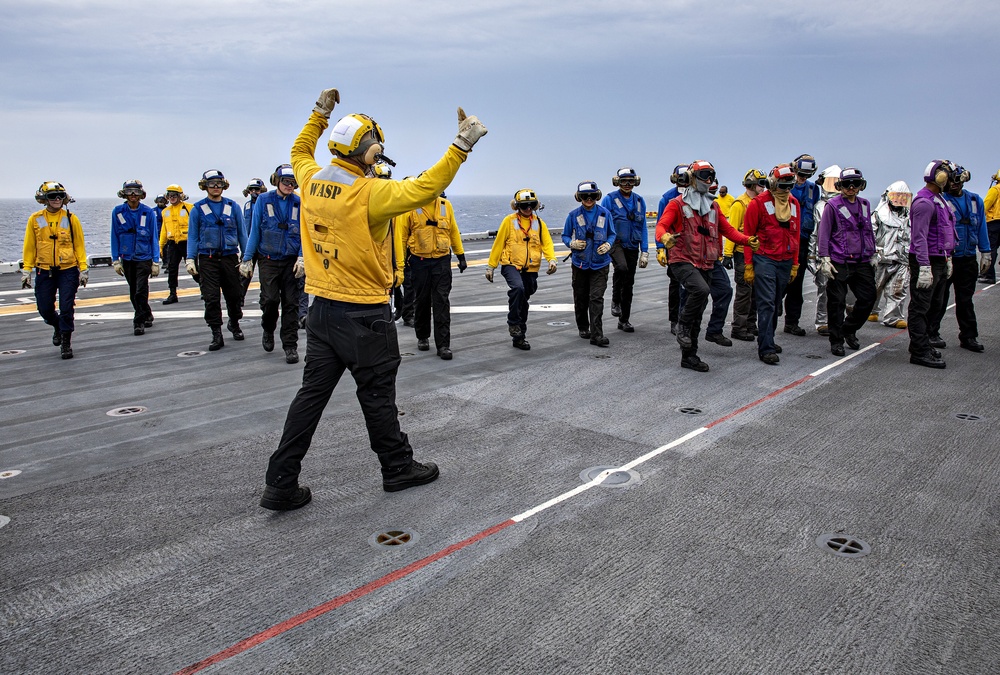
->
[742, 168, 766, 188]
[165, 184, 184, 195]
[328, 113, 385, 163]
[35, 181, 68, 204]
[511, 188, 539, 211]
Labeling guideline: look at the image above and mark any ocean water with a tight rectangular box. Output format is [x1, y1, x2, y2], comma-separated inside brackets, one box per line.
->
[1, 194, 595, 262]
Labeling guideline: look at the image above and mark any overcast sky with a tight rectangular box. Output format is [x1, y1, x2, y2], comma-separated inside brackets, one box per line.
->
[2, 0, 998, 202]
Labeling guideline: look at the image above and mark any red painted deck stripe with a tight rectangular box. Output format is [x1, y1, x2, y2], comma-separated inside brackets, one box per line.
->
[174, 519, 516, 675]
[705, 375, 814, 429]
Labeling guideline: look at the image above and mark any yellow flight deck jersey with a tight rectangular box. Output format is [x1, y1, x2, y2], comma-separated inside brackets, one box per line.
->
[291, 111, 468, 304]
[715, 192, 736, 219]
[723, 192, 753, 257]
[398, 197, 464, 260]
[985, 183, 1000, 222]
[23, 207, 88, 271]
[159, 202, 193, 246]
[487, 212, 556, 272]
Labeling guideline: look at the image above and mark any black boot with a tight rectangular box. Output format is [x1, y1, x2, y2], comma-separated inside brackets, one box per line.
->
[228, 319, 244, 340]
[162, 292, 178, 305]
[60, 332, 73, 359]
[675, 323, 692, 349]
[52, 326, 62, 346]
[209, 327, 225, 351]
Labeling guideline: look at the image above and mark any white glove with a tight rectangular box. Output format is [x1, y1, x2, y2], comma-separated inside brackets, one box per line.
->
[113, 259, 124, 276]
[186, 259, 198, 277]
[453, 107, 488, 152]
[293, 256, 305, 279]
[79, 269, 89, 287]
[239, 260, 255, 279]
[818, 256, 837, 279]
[21, 269, 31, 289]
[484, 266, 494, 283]
[916, 265, 933, 289]
[980, 255, 992, 277]
[313, 88, 340, 118]
[596, 242, 611, 255]
[546, 260, 557, 275]
[151, 262, 160, 277]
[638, 251, 648, 268]
[870, 255, 878, 270]
[946, 257, 953, 279]
[569, 239, 587, 250]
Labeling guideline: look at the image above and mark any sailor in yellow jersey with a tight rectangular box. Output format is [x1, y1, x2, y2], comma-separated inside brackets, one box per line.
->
[159, 184, 192, 304]
[485, 188, 557, 350]
[22, 181, 89, 359]
[397, 188, 467, 359]
[260, 87, 487, 511]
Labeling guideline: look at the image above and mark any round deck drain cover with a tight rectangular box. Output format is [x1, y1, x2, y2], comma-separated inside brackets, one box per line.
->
[816, 533, 871, 559]
[368, 529, 419, 549]
[107, 406, 148, 417]
[676, 406, 703, 415]
[0, 470, 22, 480]
[955, 413, 981, 421]
[0, 515, 9, 530]
[580, 466, 641, 488]
[547, 321, 570, 326]
[0, 350, 26, 356]
[178, 351, 206, 358]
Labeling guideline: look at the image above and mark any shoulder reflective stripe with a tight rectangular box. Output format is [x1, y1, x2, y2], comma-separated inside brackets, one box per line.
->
[708, 209, 717, 224]
[597, 215, 605, 229]
[839, 206, 852, 220]
[791, 204, 798, 218]
[615, 198, 623, 209]
[764, 201, 776, 215]
[682, 205, 694, 218]
[312, 164, 358, 186]
[36, 215, 47, 229]
[576, 214, 585, 228]
[140, 215, 146, 229]
[201, 204, 212, 215]
[222, 204, 232, 217]
[291, 206, 298, 221]
[861, 203, 869, 219]
[117, 212, 127, 225]
[972, 199, 978, 215]
[440, 202, 447, 219]
[266, 203, 276, 218]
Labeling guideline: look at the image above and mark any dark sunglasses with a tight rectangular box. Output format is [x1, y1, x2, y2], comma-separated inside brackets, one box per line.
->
[840, 179, 864, 189]
[774, 180, 796, 191]
[693, 170, 716, 182]
[46, 192, 67, 200]
[580, 194, 598, 201]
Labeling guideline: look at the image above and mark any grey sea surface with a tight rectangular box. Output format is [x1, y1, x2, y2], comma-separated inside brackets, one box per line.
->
[0, 193, 603, 262]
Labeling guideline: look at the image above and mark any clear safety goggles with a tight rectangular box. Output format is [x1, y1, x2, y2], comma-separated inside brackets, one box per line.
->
[123, 188, 144, 196]
[617, 178, 636, 187]
[166, 191, 181, 198]
[205, 181, 226, 189]
[278, 177, 297, 187]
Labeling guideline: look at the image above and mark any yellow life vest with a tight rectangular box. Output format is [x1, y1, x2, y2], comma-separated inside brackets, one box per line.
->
[500, 213, 544, 271]
[300, 162, 391, 303]
[30, 209, 79, 270]
[405, 198, 453, 258]
[160, 202, 192, 242]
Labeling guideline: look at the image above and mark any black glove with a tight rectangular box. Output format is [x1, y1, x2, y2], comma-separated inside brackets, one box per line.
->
[456, 254, 468, 273]
[722, 256, 733, 270]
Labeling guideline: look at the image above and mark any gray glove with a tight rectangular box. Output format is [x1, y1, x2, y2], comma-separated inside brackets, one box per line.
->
[453, 107, 488, 152]
[569, 239, 587, 250]
[151, 262, 160, 277]
[313, 88, 340, 118]
[946, 257, 953, 279]
[239, 261, 255, 279]
[484, 266, 494, 283]
[21, 269, 31, 289]
[113, 259, 124, 276]
[869, 255, 878, 270]
[916, 265, 933, 289]
[293, 256, 305, 279]
[596, 242, 611, 255]
[818, 256, 837, 279]
[980, 255, 991, 277]
[546, 260, 557, 275]
[79, 269, 89, 287]
[186, 259, 198, 277]
[639, 252, 649, 269]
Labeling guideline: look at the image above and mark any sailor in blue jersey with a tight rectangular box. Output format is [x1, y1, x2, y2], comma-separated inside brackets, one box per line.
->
[784, 154, 822, 335]
[240, 178, 266, 304]
[111, 179, 160, 336]
[563, 181, 616, 347]
[655, 164, 688, 334]
[602, 167, 648, 332]
[936, 165, 991, 352]
[186, 169, 248, 351]
[241, 164, 304, 363]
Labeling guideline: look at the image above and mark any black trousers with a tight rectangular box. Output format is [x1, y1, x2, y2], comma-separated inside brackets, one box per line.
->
[782, 237, 811, 327]
[197, 253, 244, 328]
[162, 239, 186, 292]
[501, 265, 538, 335]
[670, 262, 711, 356]
[400, 256, 414, 322]
[123, 259, 153, 327]
[610, 244, 640, 323]
[930, 255, 980, 341]
[34, 266, 79, 334]
[826, 262, 877, 345]
[984, 220, 1000, 282]
[667, 265, 680, 323]
[258, 257, 300, 349]
[265, 299, 411, 488]
[907, 254, 949, 356]
[410, 255, 452, 349]
[732, 252, 757, 333]
[571, 264, 609, 337]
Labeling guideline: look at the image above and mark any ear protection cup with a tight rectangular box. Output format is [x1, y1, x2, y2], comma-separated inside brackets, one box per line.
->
[612, 176, 619, 187]
[270, 173, 278, 187]
[363, 142, 382, 165]
[934, 169, 949, 188]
